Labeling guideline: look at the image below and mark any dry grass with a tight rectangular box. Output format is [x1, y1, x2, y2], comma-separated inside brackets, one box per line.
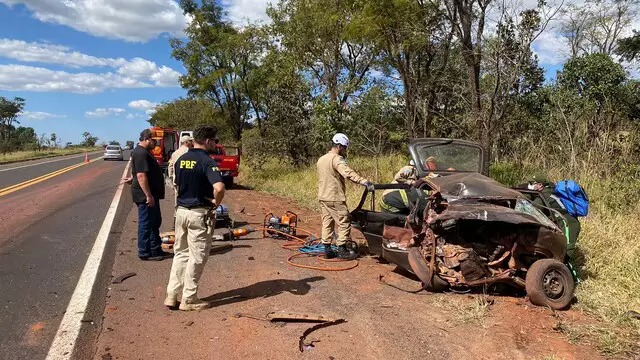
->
[238, 155, 640, 357]
[238, 155, 407, 211]
[0, 147, 98, 164]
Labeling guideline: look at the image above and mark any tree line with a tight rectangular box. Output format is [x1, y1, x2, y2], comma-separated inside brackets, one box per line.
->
[149, 0, 640, 173]
[0, 96, 101, 153]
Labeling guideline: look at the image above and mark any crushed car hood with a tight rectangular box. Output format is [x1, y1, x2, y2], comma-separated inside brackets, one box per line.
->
[426, 172, 523, 200]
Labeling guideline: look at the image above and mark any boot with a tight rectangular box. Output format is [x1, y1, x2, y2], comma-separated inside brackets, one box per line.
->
[335, 244, 358, 260]
[164, 294, 178, 308]
[179, 299, 210, 311]
[324, 243, 336, 259]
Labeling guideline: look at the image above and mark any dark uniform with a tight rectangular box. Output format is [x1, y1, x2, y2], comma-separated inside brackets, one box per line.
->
[380, 188, 430, 215]
[166, 148, 223, 309]
[131, 144, 165, 259]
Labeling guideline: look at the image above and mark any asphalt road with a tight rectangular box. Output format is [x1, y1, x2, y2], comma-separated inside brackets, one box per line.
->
[0, 151, 133, 360]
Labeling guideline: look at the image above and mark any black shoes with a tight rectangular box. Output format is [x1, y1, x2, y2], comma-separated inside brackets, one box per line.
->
[324, 243, 336, 259]
[324, 244, 358, 260]
[335, 245, 358, 260]
[139, 251, 174, 261]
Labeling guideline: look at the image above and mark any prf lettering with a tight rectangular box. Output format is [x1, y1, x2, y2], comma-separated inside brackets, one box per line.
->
[180, 160, 197, 169]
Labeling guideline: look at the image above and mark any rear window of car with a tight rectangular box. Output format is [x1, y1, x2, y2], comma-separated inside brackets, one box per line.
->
[106, 146, 120, 150]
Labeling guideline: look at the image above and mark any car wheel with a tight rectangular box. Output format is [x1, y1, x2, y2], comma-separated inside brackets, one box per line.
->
[525, 259, 574, 310]
[223, 177, 234, 189]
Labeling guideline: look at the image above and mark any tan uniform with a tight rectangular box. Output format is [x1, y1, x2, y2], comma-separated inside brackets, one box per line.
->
[166, 207, 215, 302]
[392, 165, 418, 185]
[167, 145, 190, 207]
[382, 165, 418, 198]
[317, 152, 368, 245]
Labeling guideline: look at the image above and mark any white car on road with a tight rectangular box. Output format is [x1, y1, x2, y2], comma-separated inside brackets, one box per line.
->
[103, 145, 124, 161]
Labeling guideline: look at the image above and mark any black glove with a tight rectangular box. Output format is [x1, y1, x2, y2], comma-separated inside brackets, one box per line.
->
[364, 181, 375, 192]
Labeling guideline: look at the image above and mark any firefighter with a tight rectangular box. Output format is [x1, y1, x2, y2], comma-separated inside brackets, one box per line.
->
[392, 159, 418, 185]
[168, 134, 194, 208]
[381, 161, 421, 215]
[165, 125, 226, 311]
[317, 133, 374, 260]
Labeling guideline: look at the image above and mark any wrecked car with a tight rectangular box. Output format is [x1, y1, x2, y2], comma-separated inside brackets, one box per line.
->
[351, 139, 575, 310]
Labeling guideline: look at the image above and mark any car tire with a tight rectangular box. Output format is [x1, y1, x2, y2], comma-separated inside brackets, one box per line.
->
[223, 177, 233, 189]
[525, 259, 574, 310]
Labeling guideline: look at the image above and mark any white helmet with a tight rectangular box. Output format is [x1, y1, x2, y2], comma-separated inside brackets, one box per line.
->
[332, 133, 350, 147]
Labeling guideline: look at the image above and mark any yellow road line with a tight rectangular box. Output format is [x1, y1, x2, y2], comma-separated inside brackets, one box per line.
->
[0, 156, 103, 197]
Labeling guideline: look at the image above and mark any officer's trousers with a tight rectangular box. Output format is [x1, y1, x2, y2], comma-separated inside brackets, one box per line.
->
[319, 201, 351, 246]
[167, 207, 214, 302]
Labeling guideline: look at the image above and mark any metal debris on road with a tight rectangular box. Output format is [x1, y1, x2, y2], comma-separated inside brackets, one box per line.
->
[267, 311, 337, 323]
[112, 272, 137, 284]
[298, 319, 346, 352]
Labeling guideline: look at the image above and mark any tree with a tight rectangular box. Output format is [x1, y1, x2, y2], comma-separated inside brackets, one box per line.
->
[617, 30, 640, 61]
[242, 48, 315, 166]
[171, 0, 265, 141]
[149, 98, 232, 140]
[268, 0, 377, 127]
[561, 0, 638, 58]
[349, 85, 405, 179]
[109, 140, 120, 145]
[50, 133, 58, 148]
[81, 132, 98, 147]
[0, 97, 25, 153]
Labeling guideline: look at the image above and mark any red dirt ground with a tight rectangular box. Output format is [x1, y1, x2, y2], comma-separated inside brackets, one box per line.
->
[94, 187, 601, 360]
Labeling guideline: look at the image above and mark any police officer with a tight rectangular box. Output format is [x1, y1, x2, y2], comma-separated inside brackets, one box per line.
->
[165, 125, 226, 311]
[317, 133, 373, 260]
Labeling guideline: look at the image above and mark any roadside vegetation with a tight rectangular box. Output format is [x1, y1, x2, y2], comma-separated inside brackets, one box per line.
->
[150, 0, 640, 356]
[0, 147, 100, 164]
[1, 96, 102, 164]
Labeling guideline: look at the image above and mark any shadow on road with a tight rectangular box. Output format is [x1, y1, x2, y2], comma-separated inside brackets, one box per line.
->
[202, 276, 325, 308]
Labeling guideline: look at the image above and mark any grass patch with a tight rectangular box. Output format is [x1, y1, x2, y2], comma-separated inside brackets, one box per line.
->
[238, 155, 640, 356]
[0, 147, 99, 164]
[238, 154, 407, 211]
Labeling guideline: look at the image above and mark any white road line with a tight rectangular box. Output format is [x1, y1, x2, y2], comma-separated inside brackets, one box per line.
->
[0, 153, 96, 173]
[45, 160, 131, 360]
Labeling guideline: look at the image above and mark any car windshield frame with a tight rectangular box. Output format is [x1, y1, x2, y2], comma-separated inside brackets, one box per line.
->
[409, 139, 484, 176]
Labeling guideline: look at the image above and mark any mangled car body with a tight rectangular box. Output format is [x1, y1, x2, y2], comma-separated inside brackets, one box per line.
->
[351, 139, 575, 309]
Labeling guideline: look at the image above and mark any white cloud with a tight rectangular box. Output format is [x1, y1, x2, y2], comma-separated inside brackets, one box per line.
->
[0, 0, 189, 42]
[21, 111, 66, 120]
[0, 39, 123, 68]
[222, 0, 273, 25]
[532, 31, 570, 67]
[126, 113, 145, 119]
[0, 39, 182, 90]
[128, 99, 159, 115]
[0, 64, 152, 93]
[85, 107, 126, 118]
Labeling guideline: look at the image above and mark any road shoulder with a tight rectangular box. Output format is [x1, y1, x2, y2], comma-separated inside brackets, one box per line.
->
[94, 187, 602, 360]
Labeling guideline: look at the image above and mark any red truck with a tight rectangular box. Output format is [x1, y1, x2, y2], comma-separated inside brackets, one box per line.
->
[179, 131, 240, 188]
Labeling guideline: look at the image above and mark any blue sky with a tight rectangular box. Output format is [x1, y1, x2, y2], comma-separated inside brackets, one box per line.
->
[0, 0, 632, 145]
[0, 1, 195, 145]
